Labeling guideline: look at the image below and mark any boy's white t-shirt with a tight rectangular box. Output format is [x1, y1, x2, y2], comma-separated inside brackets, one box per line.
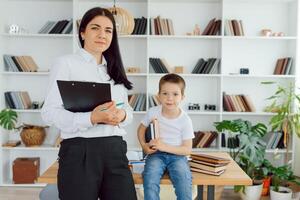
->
[141, 106, 194, 146]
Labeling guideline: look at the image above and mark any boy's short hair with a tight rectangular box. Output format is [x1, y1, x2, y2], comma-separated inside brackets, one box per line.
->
[159, 73, 186, 95]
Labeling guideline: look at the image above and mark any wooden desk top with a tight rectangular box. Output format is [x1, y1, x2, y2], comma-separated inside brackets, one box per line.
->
[37, 152, 252, 186]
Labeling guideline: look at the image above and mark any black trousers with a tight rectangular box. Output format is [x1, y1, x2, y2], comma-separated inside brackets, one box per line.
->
[57, 136, 137, 200]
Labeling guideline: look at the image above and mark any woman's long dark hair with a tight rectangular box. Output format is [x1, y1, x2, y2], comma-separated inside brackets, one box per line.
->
[79, 7, 132, 90]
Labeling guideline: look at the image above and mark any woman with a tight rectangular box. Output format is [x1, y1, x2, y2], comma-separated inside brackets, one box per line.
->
[41, 7, 137, 200]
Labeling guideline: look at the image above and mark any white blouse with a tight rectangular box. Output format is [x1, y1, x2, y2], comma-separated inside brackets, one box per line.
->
[41, 48, 133, 139]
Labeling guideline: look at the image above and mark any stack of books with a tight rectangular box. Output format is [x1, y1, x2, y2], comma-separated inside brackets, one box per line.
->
[148, 95, 161, 108]
[189, 154, 230, 176]
[128, 93, 146, 111]
[202, 18, 222, 36]
[149, 57, 172, 73]
[132, 17, 147, 35]
[191, 58, 220, 74]
[150, 16, 174, 35]
[273, 57, 293, 75]
[4, 91, 32, 109]
[3, 55, 38, 72]
[224, 19, 245, 36]
[38, 19, 73, 34]
[192, 131, 218, 148]
[223, 92, 256, 112]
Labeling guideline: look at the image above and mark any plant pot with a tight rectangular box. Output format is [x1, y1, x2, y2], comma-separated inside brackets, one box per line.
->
[262, 176, 271, 196]
[239, 184, 263, 200]
[20, 126, 46, 147]
[270, 186, 292, 200]
[288, 181, 300, 200]
[292, 192, 300, 200]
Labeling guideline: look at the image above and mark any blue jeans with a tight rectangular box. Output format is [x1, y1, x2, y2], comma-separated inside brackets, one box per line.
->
[142, 152, 192, 200]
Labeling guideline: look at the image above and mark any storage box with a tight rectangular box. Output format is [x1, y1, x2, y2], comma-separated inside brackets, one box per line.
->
[174, 66, 184, 73]
[12, 157, 40, 184]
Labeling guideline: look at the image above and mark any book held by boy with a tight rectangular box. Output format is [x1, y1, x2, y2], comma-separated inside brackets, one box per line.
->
[145, 118, 160, 143]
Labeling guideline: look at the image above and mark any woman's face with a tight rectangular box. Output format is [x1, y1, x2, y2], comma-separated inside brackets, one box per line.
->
[81, 15, 113, 55]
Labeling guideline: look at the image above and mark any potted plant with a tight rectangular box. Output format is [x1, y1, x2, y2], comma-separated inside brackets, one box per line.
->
[0, 108, 46, 146]
[234, 155, 265, 200]
[269, 163, 300, 200]
[259, 159, 274, 196]
[262, 81, 300, 162]
[214, 119, 267, 200]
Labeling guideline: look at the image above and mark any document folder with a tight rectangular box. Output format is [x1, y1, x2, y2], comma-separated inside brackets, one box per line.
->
[57, 80, 111, 112]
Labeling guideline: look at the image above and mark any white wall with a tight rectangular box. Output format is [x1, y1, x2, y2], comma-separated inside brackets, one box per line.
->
[294, 0, 300, 177]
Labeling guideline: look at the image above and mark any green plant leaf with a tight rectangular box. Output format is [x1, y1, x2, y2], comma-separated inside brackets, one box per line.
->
[0, 109, 18, 130]
[234, 185, 244, 193]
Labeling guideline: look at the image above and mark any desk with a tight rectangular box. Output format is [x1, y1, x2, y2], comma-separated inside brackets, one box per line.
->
[38, 152, 251, 200]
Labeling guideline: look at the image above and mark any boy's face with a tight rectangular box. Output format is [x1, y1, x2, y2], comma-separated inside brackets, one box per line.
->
[158, 82, 184, 111]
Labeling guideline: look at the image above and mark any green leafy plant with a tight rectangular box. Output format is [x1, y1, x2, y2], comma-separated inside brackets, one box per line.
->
[0, 109, 18, 130]
[270, 164, 300, 192]
[262, 81, 300, 162]
[214, 119, 267, 161]
[214, 119, 268, 194]
[260, 159, 273, 178]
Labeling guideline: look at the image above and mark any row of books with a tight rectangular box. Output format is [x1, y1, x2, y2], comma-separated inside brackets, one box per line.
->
[128, 93, 146, 111]
[3, 55, 38, 72]
[221, 133, 240, 148]
[189, 154, 230, 176]
[4, 91, 32, 109]
[150, 16, 174, 35]
[132, 17, 147, 35]
[148, 95, 161, 108]
[263, 131, 285, 149]
[202, 18, 221, 36]
[192, 131, 218, 148]
[149, 57, 172, 73]
[224, 19, 245, 36]
[38, 19, 73, 34]
[223, 92, 256, 112]
[273, 57, 293, 75]
[191, 58, 220, 74]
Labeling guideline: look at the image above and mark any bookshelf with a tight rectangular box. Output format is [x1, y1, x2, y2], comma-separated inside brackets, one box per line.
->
[0, 0, 298, 186]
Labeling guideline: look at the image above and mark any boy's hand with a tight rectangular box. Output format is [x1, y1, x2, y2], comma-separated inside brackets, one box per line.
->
[142, 143, 157, 154]
[149, 139, 166, 151]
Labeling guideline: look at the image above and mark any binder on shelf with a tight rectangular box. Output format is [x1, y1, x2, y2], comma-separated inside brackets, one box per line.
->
[57, 80, 111, 112]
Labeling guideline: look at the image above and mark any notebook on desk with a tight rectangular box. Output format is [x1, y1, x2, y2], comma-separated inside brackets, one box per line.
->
[57, 80, 111, 112]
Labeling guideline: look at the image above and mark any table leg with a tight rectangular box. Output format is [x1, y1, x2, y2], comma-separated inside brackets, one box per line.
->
[196, 185, 203, 200]
[207, 185, 215, 200]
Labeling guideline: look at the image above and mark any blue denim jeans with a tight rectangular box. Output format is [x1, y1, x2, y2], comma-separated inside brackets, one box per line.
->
[142, 152, 192, 200]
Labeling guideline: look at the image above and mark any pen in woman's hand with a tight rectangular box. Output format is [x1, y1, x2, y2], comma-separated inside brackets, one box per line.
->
[100, 102, 124, 112]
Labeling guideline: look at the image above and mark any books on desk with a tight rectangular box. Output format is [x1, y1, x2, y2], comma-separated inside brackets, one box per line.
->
[128, 160, 145, 174]
[189, 153, 230, 176]
[190, 167, 225, 176]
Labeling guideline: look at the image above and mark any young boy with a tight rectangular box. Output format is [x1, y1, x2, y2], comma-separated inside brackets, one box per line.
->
[137, 73, 194, 200]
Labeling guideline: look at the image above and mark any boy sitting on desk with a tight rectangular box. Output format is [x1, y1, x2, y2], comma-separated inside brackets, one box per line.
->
[137, 73, 194, 200]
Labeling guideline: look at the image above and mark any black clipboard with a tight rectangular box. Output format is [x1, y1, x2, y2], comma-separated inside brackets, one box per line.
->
[57, 80, 111, 112]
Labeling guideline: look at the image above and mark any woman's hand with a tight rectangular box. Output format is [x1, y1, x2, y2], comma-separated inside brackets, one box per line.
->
[90, 101, 126, 125]
[142, 143, 157, 155]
